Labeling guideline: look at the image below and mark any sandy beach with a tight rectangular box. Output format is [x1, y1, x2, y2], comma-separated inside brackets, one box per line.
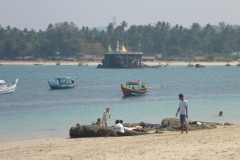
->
[0, 61, 239, 66]
[0, 125, 239, 160]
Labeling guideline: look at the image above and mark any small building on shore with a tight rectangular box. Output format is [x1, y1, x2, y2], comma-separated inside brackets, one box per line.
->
[194, 56, 206, 62]
[142, 56, 155, 62]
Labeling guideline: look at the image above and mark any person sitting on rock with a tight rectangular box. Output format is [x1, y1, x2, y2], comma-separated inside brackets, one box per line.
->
[119, 120, 123, 124]
[104, 120, 124, 137]
[92, 118, 102, 125]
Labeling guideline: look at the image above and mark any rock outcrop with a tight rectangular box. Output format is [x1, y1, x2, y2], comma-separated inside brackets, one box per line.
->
[69, 118, 230, 138]
[69, 125, 145, 138]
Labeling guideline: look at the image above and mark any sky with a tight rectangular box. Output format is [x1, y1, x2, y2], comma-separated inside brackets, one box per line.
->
[0, 0, 240, 31]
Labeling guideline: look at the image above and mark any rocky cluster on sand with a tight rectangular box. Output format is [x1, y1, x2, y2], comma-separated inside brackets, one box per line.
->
[69, 118, 234, 138]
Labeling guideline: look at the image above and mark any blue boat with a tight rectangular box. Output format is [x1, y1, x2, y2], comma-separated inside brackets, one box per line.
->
[47, 76, 76, 89]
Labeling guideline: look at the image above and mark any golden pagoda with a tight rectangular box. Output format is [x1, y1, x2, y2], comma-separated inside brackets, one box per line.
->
[108, 45, 112, 52]
[120, 45, 128, 52]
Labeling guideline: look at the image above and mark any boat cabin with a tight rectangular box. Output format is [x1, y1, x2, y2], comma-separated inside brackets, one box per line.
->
[55, 76, 75, 85]
[125, 81, 147, 90]
[0, 80, 6, 85]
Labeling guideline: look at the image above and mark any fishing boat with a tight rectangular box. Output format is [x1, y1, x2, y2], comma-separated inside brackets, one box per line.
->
[121, 80, 148, 96]
[47, 76, 76, 89]
[34, 62, 43, 65]
[195, 64, 205, 68]
[56, 61, 61, 65]
[0, 79, 19, 94]
[78, 62, 88, 66]
[187, 62, 194, 68]
[78, 62, 83, 66]
[237, 63, 240, 66]
[225, 62, 231, 66]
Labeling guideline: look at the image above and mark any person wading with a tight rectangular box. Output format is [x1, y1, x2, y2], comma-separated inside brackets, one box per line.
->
[175, 94, 189, 134]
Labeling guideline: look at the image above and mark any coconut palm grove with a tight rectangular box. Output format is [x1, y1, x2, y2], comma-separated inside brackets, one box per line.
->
[0, 21, 239, 60]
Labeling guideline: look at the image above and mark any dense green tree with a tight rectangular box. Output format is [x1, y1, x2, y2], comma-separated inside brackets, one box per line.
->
[0, 21, 240, 60]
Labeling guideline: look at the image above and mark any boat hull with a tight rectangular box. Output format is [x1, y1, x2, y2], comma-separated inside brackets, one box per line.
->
[48, 80, 76, 89]
[121, 84, 148, 96]
[0, 79, 19, 94]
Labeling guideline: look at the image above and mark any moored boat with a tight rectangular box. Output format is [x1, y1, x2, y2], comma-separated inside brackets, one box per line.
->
[47, 76, 76, 89]
[0, 79, 19, 94]
[78, 62, 88, 66]
[237, 63, 240, 66]
[34, 63, 43, 65]
[195, 64, 205, 68]
[187, 62, 194, 68]
[225, 62, 231, 66]
[121, 80, 148, 96]
[56, 61, 61, 65]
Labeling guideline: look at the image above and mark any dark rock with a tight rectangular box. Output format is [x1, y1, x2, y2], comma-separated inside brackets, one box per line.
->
[224, 122, 234, 126]
[69, 125, 147, 138]
[161, 118, 180, 127]
[69, 126, 85, 138]
[82, 125, 113, 137]
[122, 123, 131, 127]
[69, 118, 220, 138]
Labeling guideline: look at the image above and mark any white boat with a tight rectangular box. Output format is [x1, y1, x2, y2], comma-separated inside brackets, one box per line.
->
[0, 79, 19, 94]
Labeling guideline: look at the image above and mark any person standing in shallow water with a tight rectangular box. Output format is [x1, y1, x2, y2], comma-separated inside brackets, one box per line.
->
[175, 94, 189, 134]
[102, 108, 111, 126]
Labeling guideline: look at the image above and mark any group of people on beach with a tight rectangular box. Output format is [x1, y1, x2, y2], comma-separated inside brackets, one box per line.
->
[91, 108, 125, 137]
[78, 94, 223, 136]
[92, 108, 111, 126]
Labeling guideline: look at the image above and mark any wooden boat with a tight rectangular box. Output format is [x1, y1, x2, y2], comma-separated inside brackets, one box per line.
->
[78, 62, 83, 66]
[0, 79, 19, 94]
[121, 80, 148, 96]
[78, 62, 88, 66]
[56, 61, 61, 65]
[225, 62, 231, 66]
[195, 64, 205, 68]
[164, 63, 169, 67]
[34, 63, 43, 65]
[187, 62, 194, 67]
[47, 76, 76, 89]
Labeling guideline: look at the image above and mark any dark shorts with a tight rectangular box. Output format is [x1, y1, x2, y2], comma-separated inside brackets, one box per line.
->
[117, 132, 124, 136]
[180, 114, 186, 123]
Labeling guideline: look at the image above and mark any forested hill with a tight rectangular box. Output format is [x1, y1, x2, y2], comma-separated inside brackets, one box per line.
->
[0, 21, 240, 60]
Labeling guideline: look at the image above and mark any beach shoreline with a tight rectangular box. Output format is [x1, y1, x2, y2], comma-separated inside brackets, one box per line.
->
[0, 125, 239, 159]
[0, 61, 239, 66]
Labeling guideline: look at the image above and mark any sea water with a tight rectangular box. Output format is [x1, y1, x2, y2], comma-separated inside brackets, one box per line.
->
[0, 65, 240, 142]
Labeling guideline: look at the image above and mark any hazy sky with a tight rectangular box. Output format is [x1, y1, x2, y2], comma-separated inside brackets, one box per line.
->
[1, 0, 240, 31]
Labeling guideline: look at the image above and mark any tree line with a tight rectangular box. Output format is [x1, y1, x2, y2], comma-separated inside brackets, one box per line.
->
[0, 21, 240, 60]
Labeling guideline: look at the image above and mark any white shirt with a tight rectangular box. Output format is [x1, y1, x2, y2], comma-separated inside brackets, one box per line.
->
[179, 100, 188, 115]
[102, 112, 110, 123]
[114, 123, 125, 133]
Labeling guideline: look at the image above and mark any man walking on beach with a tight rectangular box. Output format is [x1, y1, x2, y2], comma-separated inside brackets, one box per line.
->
[176, 94, 188, 133]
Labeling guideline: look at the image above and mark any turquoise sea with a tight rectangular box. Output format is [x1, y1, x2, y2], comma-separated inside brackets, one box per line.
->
[1, 65, 240, 142]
